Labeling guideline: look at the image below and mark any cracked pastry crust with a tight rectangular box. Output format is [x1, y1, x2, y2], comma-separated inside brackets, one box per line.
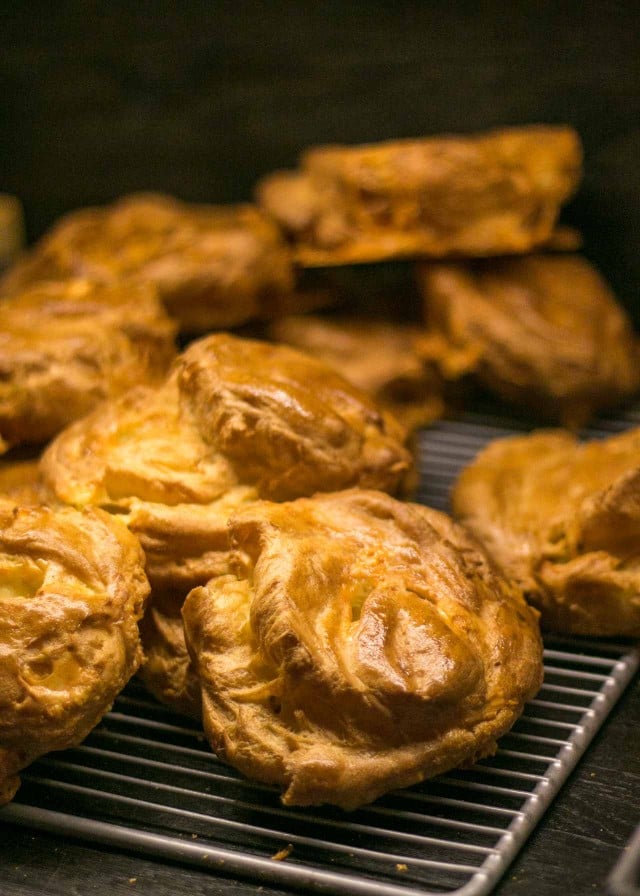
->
[182, 489, 543, 809]
[1, 193, 295, 332]
[0, 501, 149, 804]
[268, 315, 445, 432]
[40, 333, 413, 715]
[256, 125, 581, 265]
[0, 278, 176, 454]
[417, 254, 640, 427]
[452, 428, 640, 636]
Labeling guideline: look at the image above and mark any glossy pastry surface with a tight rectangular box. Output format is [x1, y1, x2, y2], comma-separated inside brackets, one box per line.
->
[1, 193, 295, 332]
[268, 314, 445, 431]
[0, 501, 149, 804]
[452, 428, 640, 635]
[40, 333, 413, 713]
[183, 489, 543, 809]
[0, 277, 176, 453]
[257, 125, 581, 264]
[417, 254, 640, 426]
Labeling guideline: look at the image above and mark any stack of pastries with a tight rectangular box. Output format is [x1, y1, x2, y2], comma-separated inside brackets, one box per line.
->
[0, 122, 638, 811]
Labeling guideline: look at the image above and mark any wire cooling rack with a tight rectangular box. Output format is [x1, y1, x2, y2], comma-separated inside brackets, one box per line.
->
[3, 405, 640, 896]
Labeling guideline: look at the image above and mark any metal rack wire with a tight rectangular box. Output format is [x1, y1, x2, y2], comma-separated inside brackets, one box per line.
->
[3, 407, 639, 896]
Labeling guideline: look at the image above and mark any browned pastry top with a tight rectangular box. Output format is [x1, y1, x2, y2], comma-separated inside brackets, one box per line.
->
[0, 277, 177, 453]
[257, 125, 582, 264]
[42, 331, 412, 512]
[417, 254, 640, 427]
[452, 428, 640, 636]
[40, 333, 413, 714]
[268, 314, 445, 431]
[1, 193, 295, 332]
[0, 501, 149, 804]
[178, 332, 413, 500]
[183, 488, 543, 809]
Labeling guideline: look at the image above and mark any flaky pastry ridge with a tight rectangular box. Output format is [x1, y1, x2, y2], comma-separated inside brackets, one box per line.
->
[0, 501, 149, 804]
[417, 254, 640, 426]
[1, 193, 295, 332]
[452, 428, 640, 635]
[183, 489, 543, 809]
[0, 278, 176, 453]
[40, 333, 412, 714]
[257, 125, 581, 265]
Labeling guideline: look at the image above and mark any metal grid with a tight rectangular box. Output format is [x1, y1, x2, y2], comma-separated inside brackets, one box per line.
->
[3, 407, 640, 896]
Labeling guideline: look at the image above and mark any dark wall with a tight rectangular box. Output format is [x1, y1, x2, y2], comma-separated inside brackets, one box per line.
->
[2, 1, 639, 314]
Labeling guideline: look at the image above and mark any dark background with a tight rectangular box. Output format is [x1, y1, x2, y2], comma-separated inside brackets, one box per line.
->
[1, 4, 639, 895]
[1, 1, 640, 316]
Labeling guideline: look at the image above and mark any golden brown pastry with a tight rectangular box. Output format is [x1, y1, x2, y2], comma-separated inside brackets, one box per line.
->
[182, 489, 543, 809]
[0, 458, 44, 505]
[256, 125, 581, 265]
[452, 428, 640, 636]
[0, 278, 176, 454]
[0, 501, 149, 804]
[268, 315, 445, 431]
[417, 254, 640, 427]
[40, 333, 413, 714]
[0, 193, 295, 332]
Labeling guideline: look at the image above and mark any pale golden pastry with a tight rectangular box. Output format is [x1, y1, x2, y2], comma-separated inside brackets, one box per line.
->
[0, 278, 176, 453]
[256, 125, 581, 265]
[452, 428, 640, 636]
[40, 333, 413, 714]
[0, 458, 44, 505]
[0, 501, 149, 804]
[0, 193, 295, 332]
[268, 315, 445, 432]
[417, 254, 640, 427]
[182, 489, 543, 809]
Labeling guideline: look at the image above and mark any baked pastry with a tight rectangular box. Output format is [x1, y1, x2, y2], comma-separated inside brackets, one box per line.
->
[268, 315, 445, 431]
[0, 278, 176, 454]
[256, 125, 581, 265]
[0, 458, 44, 505]
[40, 333, 413, 714]
[452, 428, 640, 636]
[417, 254, 640, 427]
[0, 193, 295, 332]
[0, 501, 149, 804]
[182, 489, 543, 809]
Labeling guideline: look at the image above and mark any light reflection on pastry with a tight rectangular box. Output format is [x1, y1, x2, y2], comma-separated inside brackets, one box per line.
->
[0, 278, 176, 454]
[40, 333, 413, 715]
[0, 501, 149, 804]
[417, 254, 640, 427]
[257, 125, 581, 265]
[0, 193, 295, 333]
[268, 315, 445, 432]
[182, 489, 543, 809]
[452, 428, 640, 636]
